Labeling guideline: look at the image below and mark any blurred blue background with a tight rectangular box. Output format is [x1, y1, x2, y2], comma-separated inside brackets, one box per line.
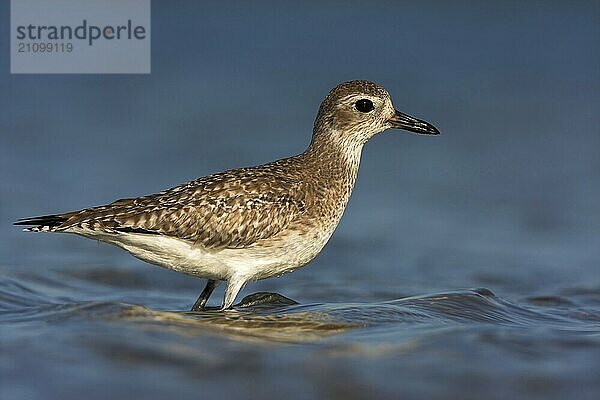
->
[1, 1, 599, 399]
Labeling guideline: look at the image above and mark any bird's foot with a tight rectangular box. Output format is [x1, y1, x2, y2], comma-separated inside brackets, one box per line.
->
[190, 291, 298, 312]
[234, 292, 299, 308]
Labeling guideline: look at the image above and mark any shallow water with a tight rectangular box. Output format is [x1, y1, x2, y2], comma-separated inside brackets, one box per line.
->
[2, 269, 600, 399]
[2, 1, 600, 399]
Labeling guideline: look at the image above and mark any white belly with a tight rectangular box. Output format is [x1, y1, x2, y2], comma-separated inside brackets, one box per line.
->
[69, 226, 334, 282]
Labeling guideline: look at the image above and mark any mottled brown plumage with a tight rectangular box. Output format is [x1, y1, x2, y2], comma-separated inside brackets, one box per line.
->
[16, 80, 440, 310]
[60, 165, 309, 249]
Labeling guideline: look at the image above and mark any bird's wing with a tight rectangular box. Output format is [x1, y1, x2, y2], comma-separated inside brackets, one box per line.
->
[55, 169, 307, 249]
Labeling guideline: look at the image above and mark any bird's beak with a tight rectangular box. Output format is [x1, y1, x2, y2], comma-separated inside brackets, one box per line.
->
[388, 110, 440, 135]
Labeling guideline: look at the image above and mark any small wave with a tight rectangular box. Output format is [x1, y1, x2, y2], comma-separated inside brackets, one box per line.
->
[2, 279, 600, 343]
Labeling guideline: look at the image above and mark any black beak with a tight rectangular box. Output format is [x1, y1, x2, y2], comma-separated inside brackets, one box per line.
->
[388, 110, 440, 135]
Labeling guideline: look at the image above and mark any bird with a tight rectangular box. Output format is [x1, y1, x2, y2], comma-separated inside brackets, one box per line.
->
[15, 80, 440, 311]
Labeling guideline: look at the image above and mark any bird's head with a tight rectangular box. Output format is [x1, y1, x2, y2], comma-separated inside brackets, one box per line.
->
[313, 80, 440, 146]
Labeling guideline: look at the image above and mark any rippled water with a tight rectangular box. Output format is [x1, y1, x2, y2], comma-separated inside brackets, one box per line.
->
[2, 2, 600, 399]
[2, 264, 600, 399]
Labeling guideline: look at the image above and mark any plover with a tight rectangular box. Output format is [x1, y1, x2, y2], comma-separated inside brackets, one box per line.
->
[15, 80, 440, 310]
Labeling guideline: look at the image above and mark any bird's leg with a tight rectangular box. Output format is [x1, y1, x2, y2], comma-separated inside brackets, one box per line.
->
[221, 276, 247, 310]
[190, 279, 219, 311]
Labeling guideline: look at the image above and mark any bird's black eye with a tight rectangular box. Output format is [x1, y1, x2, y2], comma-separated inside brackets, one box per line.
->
[354, 99, 374, 113]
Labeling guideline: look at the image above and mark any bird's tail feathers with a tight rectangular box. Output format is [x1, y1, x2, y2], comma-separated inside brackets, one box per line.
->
[14, 214, 70, 232]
